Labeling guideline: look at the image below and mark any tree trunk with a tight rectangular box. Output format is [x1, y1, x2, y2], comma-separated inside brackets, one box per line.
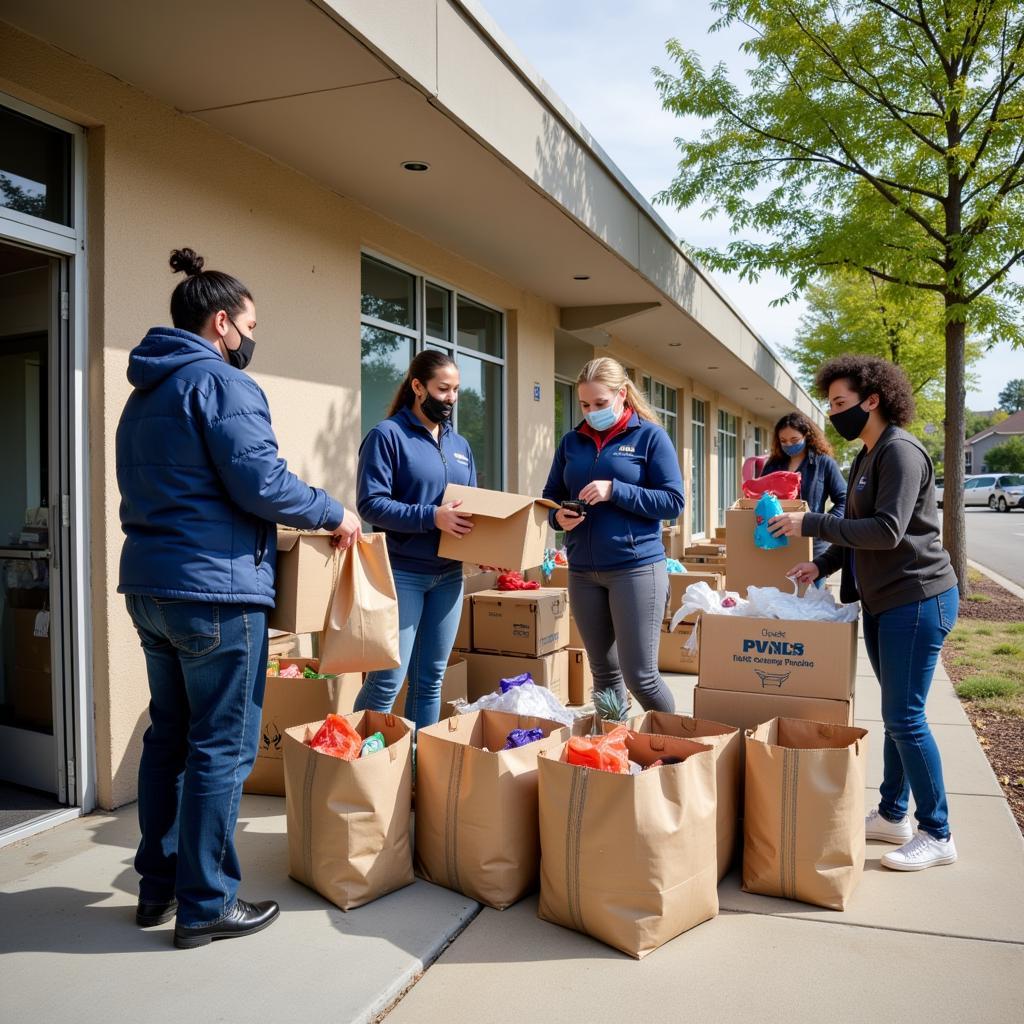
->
[942, 310, 968, 595]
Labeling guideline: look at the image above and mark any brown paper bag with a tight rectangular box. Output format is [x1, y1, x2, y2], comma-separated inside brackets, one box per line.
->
[626, 712, 741, 881]
[283, 710, 414, 911]
[415, 710, 568, 909]
[538, 732, 719, 959]
[319, 533, 400, 673]
[743, 717, 868, 910]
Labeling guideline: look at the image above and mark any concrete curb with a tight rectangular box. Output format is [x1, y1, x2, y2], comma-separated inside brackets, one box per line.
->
[967, 558, 1024, 601]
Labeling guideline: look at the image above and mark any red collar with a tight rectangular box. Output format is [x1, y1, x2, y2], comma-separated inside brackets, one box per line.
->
[579, 406, 635, 452]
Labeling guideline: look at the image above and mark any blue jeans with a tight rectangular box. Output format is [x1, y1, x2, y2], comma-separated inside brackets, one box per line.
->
[126, 595, 268, 926]
[354, 567, 463, 729]
[862, 587, 959, 840]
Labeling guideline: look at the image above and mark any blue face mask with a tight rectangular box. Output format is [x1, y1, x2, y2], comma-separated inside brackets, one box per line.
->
[585, 405, 619, 431]
[781, 439, 806, 457]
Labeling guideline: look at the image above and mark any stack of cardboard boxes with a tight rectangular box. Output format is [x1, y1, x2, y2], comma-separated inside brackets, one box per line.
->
[682, 540, 727, 576]
[658, 569, 723, 675]
[691, 497, 858, 730]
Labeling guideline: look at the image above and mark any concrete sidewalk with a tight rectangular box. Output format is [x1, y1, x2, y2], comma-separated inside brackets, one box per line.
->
[385, 642, 1024, 1023]
[1, 640, 1021, 1024]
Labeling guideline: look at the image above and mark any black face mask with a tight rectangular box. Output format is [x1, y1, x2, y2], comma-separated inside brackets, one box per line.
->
[227, 320, 256, 371]
[829, 400, 870, 442]
[420, 392, 454, 424]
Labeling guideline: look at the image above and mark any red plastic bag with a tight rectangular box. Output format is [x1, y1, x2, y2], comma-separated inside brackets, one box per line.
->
[742, 471, 801, 500]
[307, 713, 362, 761]
[497, 571, 540, 591]
[567, 725, 630, 774]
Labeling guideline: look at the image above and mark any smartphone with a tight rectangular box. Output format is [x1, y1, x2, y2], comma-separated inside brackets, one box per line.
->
[560, 499, 587, 518]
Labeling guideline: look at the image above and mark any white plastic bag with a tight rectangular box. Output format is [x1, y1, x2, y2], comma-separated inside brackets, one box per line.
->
[669, 581, 748, 632]
[746, 584, 859, 622]
[451, 682, 576, 728]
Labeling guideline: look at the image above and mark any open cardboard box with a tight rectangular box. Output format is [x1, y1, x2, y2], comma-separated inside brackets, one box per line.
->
[270, 530, 337, 634]
[437, 484, 558, 570]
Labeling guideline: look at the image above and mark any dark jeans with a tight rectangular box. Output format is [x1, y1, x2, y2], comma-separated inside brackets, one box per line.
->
[568, 562, 675, 713]
[355, 567, 463, 729]
[862, 586, 959, 840]
[126, 595, 268, 926]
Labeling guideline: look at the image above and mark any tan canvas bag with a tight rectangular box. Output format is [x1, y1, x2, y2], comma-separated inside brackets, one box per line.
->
[626, 711, 741, 881]
[743, 717, 868, 910]
[283, 710, 413, 911]
[319, 533, 400, 673]
[538, 731, 719, 959]
[415, 710, 568, 909]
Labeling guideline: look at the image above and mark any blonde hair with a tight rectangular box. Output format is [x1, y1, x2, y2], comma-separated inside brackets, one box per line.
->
[576, 357, 659, 424]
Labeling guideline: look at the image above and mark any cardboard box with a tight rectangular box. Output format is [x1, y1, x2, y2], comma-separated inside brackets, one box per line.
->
[13, 668, 53, 731]
[267, 631, 301, 660]
[525, 564, 569, 589]
[659, 622, 699, 674]
[394, 656, 468, 721]
[692, 685, 853, 733]
[682, 557, 726, 569]
[685, 542, 726, 558]
[714, 526, 727, 540]
[666, 572, 723, 620]
[698, 614, 857, 701]
[725, 500, 813, 596]
[12, 608, 50, 672]
[568, 613, 583, 649]
[270, 530, 337, 633]
[437, 484, 558, 570]
[454, 595, 473, 651]
[463, 569, 499, 595]
[461, 649, 569, 704]
[245, 659, 362, 796]
[567, 648, 592, 705]
[472, 589, 570, 658]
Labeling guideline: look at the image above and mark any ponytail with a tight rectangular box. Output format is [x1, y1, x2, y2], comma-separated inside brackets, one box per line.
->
[576, 357, 660, 424]
[387, 349, 457, 417]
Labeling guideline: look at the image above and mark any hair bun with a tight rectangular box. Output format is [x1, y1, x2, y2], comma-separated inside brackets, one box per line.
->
[169, 247, 204, 276]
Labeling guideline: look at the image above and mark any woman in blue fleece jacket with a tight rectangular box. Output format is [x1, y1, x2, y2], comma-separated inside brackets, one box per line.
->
[543, 357, 685, 712]
[354, 350, 477, 728]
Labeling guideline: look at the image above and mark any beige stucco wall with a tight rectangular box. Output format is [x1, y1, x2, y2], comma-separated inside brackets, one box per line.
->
[1, 21, 559, 808]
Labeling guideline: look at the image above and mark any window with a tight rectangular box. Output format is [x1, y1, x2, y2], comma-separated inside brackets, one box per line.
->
[717, 410, 739, 526]
[554, 378, 575, 440]
[641, 375, 679, 525]
[0, 104, 72, 227]
[691, 398, 707, 537]
[753, 426, 768, 456]
[360, 254, 505, 488]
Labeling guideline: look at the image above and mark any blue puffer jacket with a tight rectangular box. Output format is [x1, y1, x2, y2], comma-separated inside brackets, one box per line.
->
[116, 327, 344, 606]
[542, 412, 685, 572]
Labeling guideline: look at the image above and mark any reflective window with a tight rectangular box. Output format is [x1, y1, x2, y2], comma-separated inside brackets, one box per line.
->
[360, 255, 415, 328]
[0, 105, 72, 226]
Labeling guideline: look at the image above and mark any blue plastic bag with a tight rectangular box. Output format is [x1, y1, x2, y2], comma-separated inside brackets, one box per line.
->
[754, 492, 788, 550]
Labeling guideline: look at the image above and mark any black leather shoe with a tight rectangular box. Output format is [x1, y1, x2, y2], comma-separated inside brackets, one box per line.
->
[136, 897, 178, 927]
[173, 899, 280, 949]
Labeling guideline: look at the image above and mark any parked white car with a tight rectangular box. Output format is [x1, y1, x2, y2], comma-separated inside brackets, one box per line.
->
[935, 476, 944, 509]
[964, 473, 1024, 511]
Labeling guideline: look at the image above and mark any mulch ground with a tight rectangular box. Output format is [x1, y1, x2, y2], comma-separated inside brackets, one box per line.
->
[942, 573, 1024, 835]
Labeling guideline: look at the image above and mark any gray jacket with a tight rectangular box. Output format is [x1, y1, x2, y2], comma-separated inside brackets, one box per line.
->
[805, 426, 957, 615]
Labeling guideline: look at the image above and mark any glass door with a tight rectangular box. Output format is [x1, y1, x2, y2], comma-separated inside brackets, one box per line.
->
[0, 238, 66, 819]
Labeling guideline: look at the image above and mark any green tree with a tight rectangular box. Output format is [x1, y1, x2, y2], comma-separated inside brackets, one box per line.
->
[985, 435, 1024, 471]
[656, 0, 1024, 592]
[966, 407, 1009, 437]
[998, 378, 1024, 412]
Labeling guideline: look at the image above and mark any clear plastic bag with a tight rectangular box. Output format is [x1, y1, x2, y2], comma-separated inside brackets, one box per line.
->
[452, 682, 577, 728]
[746, 583, 860, 622]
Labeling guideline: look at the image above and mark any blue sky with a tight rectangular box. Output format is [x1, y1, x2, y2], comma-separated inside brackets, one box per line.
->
[482, 0, 1024, 410]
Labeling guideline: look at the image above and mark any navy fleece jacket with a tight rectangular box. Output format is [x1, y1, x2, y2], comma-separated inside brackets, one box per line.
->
[542, 412, 685, 572]
[357, 406, 477, 575]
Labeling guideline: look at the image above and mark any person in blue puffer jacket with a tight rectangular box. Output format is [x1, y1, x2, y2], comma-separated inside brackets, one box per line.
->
[354, 350, 477, 729]
[116, 248, 359, 949]
[543, 357, 685, 713]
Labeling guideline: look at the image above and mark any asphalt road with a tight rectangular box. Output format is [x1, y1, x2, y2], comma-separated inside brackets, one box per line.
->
[961, 506, 1024, 588]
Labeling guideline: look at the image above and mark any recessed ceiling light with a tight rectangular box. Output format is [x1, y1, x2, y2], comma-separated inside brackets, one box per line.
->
[573, 274, 590, 281]
[739, 386, 749, 390]
[401, 160, 430, 172]
[668, 342, 682, 348]
[707, 365, 719, 370]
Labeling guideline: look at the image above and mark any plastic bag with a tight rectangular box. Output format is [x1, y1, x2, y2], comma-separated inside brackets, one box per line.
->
[497, 570, 540, 591]
[754, 492, 788, 550]
[566, 725, 630, 773]
[746, 584, 860, 622]
[452, 682, 576, 728]
[665, 558, 686, 574]
[307, 713, 362, 761]
[670, 581, 748, 631]
[500, 672, 533, 693]
[743, 471, 801, 500]
[503, 727, 545, 749]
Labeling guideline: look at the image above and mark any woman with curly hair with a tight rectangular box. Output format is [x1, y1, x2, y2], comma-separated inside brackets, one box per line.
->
[759, 412, 846, 577]
[772, 354, 959, 872]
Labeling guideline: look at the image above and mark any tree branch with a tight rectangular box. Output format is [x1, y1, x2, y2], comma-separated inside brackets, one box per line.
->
[966, 249, 1024, 301]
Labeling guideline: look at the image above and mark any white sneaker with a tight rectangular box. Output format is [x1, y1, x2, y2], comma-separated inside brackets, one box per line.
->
[865, 807, 913, 844]
[881, 830, 958, 871]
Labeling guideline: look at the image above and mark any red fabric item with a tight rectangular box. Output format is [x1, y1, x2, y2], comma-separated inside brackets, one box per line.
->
[307, 714, 362, 761]
[742, 470, 801, 500]
[496, 571, 540, 591]
[567, 725, 631, 774]
[578, 406, 634, 452]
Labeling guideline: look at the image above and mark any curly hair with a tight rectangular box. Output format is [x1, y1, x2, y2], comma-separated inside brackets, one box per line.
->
[814, 355, 916, 427]
[770, 412, 834, 461]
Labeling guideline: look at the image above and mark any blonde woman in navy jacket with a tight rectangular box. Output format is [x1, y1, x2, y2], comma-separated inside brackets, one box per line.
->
[543, 357, 685, 712]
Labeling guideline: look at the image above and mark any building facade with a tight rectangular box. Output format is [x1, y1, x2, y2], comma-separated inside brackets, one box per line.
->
[0, 0, 819, 840]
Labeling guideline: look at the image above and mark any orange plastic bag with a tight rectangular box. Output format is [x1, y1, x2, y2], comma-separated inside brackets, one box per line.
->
[567, 725, 630, 774]
[307, 713, 362, 761]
